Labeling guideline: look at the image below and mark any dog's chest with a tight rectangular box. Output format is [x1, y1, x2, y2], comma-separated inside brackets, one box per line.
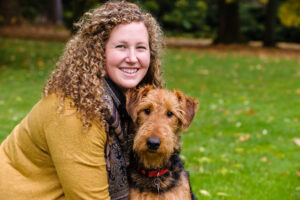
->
[129, 172, 191, 200]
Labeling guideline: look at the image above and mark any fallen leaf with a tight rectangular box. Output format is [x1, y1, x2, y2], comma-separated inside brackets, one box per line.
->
[17, 46, 25, 52]
[234, 109, 243, 115]
[292, 138, 300, 146]
[210, 104, 217, 110]
[197, 69, 209, 75]
[233, 163, 244, 169]
[268, 161, 272, 165]
[219, 167, 229, 175]
[37, 59, 44, 68]
[12, 116, 19, 121]
[247, 108, 255, 115]
[179, 155, 186, 161]
[199, 189, 211, 197]
[281, 172, 287, 177]
[256, 64, 262, 70]
[244, 100, 250, 105]
[223, 109, 230, 115]
[198, 166, 206, 174]
[261, 157, 268, 162]
[10, 55, 16, 61]
[198, 157, 212, 163]
[235, 147, 244, 153]
[216, 192, 230, 197]
[267, 115, 274, 122]
[0, 64, 7, 69]
[273, 153, 285, 158]
[15, 96, 22, 102]
[198, 147, 206, 153]
[236, 122, 242, 127]
[239, 134, 250, 142]
[262, 129, 268, 135]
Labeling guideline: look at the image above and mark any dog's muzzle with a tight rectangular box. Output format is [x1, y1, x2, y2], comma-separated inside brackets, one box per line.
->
[147, 136, 160, 150]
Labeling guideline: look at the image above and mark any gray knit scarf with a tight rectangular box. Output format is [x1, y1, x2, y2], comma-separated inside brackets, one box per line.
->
[102, 77, 134, 200]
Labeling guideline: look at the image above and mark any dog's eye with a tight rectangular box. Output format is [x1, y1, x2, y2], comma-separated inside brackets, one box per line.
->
[144, 108, 151, 115]
[167, 111, 173, 118]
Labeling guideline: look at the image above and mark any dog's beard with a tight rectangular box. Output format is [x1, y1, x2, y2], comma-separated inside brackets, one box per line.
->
[134, 150, 173, 169]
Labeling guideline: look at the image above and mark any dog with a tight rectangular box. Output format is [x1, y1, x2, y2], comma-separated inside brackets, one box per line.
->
[126, 85, 198, 200]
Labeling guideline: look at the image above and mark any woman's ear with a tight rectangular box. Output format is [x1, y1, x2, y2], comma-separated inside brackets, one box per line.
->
[173, 90, 199, 131]
[126, 85, 153, 122]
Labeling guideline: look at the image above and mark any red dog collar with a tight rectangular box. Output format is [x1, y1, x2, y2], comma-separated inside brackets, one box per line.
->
[138, 168, 169, 178]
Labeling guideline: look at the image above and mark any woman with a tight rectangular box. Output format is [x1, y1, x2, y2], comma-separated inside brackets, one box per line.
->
[0, 1, 163, 199]
[0, 1, 196, 200]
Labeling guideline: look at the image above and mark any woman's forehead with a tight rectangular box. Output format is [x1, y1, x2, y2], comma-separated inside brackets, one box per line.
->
[109, 22, 149, 42]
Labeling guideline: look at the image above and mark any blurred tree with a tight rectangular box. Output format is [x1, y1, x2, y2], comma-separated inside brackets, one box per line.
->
[62, 0, 101, 33]
[1, 0, 300, 43]
[263, 0, 279, 47]
[278, 0, 300, 28]
[0, 0, 21, 25]
[240, 0, 265, 41]
[52, 0, 63, 25]
[215, 0, 241, 44]
[161, 0, 207, 35]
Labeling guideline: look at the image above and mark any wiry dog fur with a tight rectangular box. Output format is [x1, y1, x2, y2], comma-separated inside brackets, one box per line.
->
[126, 86, 198, 200]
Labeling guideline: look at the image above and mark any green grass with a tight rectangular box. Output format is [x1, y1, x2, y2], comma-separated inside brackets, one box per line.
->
[0, 38, 299, 199]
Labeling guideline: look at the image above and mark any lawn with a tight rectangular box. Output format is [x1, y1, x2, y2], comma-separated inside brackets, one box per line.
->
[0, 38, 299, 199]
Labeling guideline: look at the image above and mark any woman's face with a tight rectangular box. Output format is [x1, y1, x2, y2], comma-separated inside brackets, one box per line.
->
[105, 22, 150, 91]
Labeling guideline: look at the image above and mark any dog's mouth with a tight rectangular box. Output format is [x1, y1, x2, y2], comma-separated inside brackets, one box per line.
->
[147, 149, 158, 153]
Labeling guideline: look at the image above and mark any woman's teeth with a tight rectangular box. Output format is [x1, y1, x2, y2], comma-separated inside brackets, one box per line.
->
[121, 68, 138, 74]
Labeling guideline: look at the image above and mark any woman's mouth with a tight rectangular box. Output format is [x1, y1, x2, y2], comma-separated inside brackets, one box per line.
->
[120, 68, 139, 74]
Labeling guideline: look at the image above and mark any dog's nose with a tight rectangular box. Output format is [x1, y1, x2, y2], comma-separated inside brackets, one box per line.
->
[147, 137, 160, 150]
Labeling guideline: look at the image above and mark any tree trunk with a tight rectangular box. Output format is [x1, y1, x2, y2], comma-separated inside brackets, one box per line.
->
[263, 0, 279, 47]
[215, 0, 241, 44]
[53, 0, 63, 25]
[49, 0, 63, 25]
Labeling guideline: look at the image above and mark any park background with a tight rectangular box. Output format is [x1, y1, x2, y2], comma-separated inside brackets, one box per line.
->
[0, 0, 300, 199]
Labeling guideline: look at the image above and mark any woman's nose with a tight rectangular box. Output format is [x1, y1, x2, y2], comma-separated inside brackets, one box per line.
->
[126, 48, 138, 63]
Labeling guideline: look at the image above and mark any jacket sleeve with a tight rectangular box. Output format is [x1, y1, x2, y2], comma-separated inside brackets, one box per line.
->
[44, 97, 110, 200]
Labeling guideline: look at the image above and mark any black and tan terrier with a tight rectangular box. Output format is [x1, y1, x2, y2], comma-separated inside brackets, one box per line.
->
[126, 86, 198, 200]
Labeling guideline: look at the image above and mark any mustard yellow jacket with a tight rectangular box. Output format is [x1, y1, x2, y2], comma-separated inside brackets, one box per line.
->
[0, 94, 110, 200]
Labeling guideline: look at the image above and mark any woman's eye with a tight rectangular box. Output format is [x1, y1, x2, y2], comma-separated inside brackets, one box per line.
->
[137, 46, 147, 50]
[116, 45, 125, 48]
[167, 111, 173, 118]
[144, 108, 151, 115]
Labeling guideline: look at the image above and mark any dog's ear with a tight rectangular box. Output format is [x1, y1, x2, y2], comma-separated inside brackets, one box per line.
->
[173, 90, 199, 131]
[126, 85, 153, 122]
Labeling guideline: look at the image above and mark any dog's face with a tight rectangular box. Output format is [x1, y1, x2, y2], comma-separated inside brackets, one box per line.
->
[126, 86, 198, 169]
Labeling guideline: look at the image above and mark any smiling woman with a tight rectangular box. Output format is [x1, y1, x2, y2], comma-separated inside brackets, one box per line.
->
[105, 22, 151, 90]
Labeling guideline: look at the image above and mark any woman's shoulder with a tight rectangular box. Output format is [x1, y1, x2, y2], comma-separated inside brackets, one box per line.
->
[39, 93, 74, 110]
[27, 93, 78, 128]
[37, 93, 105, 129]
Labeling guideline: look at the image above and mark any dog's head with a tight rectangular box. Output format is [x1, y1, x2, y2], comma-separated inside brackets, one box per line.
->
[126, 85, 198, 168]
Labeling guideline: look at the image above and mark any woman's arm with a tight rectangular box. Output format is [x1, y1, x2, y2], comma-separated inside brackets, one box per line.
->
[43, 95, 110, 200]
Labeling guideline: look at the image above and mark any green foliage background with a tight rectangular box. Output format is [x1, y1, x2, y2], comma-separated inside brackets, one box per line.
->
[2, 0, 300, 42]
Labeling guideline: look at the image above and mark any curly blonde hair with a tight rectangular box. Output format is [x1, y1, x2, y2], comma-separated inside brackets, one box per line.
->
[43, 1, 164, 128]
